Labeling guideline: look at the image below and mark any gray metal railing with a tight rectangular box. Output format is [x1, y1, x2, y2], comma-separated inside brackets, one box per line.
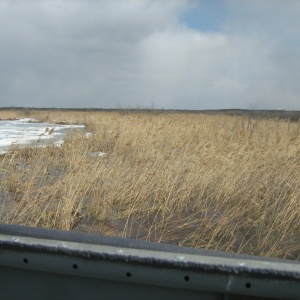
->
[0, 224, 299, 299]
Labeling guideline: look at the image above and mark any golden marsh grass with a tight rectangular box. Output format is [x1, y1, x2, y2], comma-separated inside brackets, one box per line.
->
[0, 109, 299, 259]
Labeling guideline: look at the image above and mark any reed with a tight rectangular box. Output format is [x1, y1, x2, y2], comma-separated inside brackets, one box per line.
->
[0, 109, 299, 259]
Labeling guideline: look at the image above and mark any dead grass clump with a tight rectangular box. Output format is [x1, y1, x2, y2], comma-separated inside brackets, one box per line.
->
[0, 110, 299, 260]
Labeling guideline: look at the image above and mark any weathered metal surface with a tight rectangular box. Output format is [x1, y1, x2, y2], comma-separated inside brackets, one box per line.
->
[0, 224, 299, 299]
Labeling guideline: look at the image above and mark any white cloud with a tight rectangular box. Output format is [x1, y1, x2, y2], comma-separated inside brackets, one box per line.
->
[0, 0, 299, 109]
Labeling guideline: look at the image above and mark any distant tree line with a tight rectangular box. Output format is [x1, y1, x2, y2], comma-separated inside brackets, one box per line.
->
[0, 107, 299, 121]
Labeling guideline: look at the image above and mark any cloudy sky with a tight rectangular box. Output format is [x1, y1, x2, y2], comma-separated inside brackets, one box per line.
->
[1, 0, 300, 110]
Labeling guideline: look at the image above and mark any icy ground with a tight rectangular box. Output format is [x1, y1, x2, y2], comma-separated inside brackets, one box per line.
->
[0, 118, 85, 154]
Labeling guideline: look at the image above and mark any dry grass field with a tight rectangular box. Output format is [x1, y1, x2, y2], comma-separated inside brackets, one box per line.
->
[0, 109, 299, 260]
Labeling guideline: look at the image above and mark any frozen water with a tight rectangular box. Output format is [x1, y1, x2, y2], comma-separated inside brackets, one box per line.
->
[0, 118, 85, 154]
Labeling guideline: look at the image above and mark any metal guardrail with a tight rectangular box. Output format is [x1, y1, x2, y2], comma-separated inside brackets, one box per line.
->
[0, 224, 299, 299]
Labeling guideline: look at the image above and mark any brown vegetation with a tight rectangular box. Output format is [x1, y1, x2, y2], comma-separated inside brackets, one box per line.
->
[0, 109, 299, 259]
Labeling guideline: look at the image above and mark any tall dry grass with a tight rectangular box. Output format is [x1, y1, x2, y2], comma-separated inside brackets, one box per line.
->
[0, 109, 299, 259]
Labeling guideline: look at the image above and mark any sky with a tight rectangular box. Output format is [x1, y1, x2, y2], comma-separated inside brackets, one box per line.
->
[0, 0, 300, 110]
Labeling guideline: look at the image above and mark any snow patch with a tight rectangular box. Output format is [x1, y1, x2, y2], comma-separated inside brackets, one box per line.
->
[0, 118, 85, 153]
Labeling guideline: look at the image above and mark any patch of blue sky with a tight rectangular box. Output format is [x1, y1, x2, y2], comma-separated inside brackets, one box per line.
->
[179, 0, 227, 33]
